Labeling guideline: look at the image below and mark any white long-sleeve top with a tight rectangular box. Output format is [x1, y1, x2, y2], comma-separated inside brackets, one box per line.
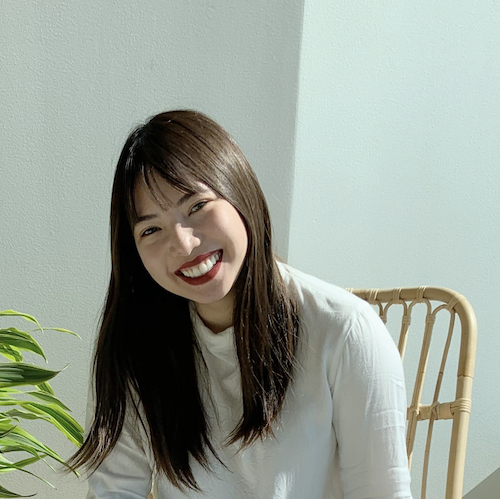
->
[87, 264, 412, 499]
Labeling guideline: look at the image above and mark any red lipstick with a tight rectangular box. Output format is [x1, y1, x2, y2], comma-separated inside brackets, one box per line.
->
[177, 250, 220, 272]
[176, 250, 223, 286]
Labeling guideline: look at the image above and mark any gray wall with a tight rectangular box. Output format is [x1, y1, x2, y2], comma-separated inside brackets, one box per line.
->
[0, 2, 303, 497]
[464, 467, 500, 499]
[289, 1, 500, 498]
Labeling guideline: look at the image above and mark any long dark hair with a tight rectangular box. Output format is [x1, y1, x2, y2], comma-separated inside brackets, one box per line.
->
[69, 110, 299, 490]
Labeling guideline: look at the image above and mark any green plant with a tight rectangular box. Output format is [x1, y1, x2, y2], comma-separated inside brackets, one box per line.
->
[0, 310, 84, 498]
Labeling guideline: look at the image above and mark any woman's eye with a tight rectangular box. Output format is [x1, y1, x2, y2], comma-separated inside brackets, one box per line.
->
[141, 227, 159, 237]
[190, 201, 207, 215]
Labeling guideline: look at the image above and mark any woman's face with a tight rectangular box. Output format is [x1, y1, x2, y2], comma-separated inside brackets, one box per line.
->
[132, 175, 248, 315]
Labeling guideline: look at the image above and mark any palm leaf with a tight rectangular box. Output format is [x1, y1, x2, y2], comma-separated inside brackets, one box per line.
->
[0, 312, 41, 333]
[0, 454, 55, 488]
[0, 426, 66, 466]
[36, 381, 54, 395]
[0, 329, 45, 360]
[0, 446, 42, 462]
[0, 346, 23, 363]
[0, 364, 60, 388]
[0, 401, 82, 446]
[0, 394, 25, 406]
[37, 327, 81, 339]
[24, 391, 70, 411]
[0, 483, 35, 498]
[0, 391, 71, 413]
[2, 409, 43, 421]
[0, 454, 41, 474]
[5, 456, 41, 470]
[0, 310, 83, 494]
[22, 403, 84, 446]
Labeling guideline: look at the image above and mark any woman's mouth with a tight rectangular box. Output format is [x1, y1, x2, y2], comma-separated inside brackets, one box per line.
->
[176, 250, 223, 285]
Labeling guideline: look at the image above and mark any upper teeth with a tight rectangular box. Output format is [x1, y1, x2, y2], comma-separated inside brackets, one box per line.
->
[180, 251, 221, 278]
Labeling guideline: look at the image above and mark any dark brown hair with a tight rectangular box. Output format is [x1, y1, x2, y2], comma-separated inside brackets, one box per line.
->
[69, 110, 299, 491]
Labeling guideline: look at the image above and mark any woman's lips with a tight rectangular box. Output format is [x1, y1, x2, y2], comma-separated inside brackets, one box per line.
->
[177, 250, 220, 271]
[176, 250, 223, 286]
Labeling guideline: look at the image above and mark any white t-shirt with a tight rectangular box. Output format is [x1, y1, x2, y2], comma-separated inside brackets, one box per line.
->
[87, 264, 412, 498]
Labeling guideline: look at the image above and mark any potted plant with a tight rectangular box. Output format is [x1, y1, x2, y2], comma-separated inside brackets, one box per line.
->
[0, 310, 84, 498]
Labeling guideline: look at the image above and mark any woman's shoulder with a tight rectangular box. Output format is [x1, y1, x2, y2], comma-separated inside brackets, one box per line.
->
[277, 262, 394, 368]
[277, 262, 389, 375]
[277, 261, 368, 318]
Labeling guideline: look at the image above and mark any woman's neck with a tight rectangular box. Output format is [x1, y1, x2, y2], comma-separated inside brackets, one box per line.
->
[195, 293, 234, 334]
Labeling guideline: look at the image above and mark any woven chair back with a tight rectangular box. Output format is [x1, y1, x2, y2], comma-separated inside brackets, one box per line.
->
[346, 286, 477, 499]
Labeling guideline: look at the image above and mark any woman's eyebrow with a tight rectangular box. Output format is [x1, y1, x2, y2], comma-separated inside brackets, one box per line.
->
[134, 213, 159, 226]
[134, 192, 198, 227]
[176, 191, 196, 207]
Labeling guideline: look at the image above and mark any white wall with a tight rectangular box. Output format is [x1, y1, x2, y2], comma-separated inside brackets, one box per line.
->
[0, 1, 303, 497]
[290, 1, 500, 498]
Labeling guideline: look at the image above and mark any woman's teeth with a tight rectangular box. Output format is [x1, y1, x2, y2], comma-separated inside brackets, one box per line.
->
[180, 251, 221, 278]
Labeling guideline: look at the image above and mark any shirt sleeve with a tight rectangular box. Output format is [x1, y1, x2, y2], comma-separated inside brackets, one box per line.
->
[85, 388, 153, 499]
[331, 305, 413, 499]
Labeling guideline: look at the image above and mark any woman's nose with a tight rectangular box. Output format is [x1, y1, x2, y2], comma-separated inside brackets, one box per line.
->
[168, 223, 199, 256]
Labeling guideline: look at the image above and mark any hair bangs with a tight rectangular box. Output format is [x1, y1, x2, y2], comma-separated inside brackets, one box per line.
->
[123, 144, 204, 228]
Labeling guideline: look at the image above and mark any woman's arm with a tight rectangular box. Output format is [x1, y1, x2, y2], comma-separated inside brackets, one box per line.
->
[86, 421, 153, 499]
[331, 305, 413, 499]
[85, 387, 153, 499]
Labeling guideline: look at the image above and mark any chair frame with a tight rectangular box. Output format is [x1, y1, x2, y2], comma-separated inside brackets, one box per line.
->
[346, 286, 477, 499]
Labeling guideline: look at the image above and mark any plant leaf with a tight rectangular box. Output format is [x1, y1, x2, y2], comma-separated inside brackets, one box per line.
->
[0, 400, 83, 450]
[8, 456, 41, 470]
[23, 403, 84, 446]
[0, 458, 55, 489]
[3, 409, 48, 421]
[38, 327, 81, 339]
[0, 452, 55, 484]
[24, 391, 70, 411]
[0, 402, 82, 446]
[0, 426, 66, 466]
[0, 346, 23, 363]
[0, 446, 41, 460]
[0, 364, 59, 388]
[0, 311, 42, 333]
[0, 483, 35, 498]
[0, 395, 25, 407]
[0, 420, 19, 439]
[0, 329, 45, 360]
[0, 310, 82, 490]
[36, 381, 54, 395]
[0, 392, 71, 413]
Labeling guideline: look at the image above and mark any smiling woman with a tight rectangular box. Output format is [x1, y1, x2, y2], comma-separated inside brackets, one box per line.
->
[68, 110, 412, 499]
[133, 177, 248, 331]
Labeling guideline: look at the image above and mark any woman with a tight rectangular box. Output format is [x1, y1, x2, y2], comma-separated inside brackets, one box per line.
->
[71, 110, 412, 498]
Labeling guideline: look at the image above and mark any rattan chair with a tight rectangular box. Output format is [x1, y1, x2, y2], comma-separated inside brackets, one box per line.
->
[346, 286, 477, 499]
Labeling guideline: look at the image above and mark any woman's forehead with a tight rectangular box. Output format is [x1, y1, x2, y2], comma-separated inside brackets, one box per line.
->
[133, 176, 210, 215]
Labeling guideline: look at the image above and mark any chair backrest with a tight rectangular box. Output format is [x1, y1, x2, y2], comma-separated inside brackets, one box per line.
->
[346, 286, 477, 499]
